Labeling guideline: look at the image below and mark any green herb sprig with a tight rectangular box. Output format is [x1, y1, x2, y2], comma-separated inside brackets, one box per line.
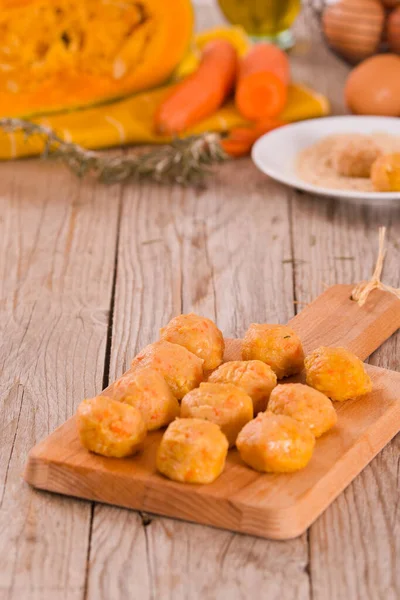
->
[0, 118, 227, 186]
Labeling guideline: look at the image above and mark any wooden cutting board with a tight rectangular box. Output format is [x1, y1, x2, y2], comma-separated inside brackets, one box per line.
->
[24, 285, 400, 540]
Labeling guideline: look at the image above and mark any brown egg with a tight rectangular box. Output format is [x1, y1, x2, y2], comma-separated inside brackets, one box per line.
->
[388, 7, 400, 53]
[381, 0, 400, 7]
[345, 54, 400, 115]
[323, 0, 385, 63]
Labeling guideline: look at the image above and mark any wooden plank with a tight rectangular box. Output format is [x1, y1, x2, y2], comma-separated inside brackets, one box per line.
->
[0, 159, 121, 600]
[83, 159, 311, 598]
[133, 518, 308, 600]
[289, 285, 400, 359]
[290, 141, 400, 598]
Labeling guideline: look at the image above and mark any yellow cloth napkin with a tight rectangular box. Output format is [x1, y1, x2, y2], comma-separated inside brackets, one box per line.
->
[0, 27, 330, 160]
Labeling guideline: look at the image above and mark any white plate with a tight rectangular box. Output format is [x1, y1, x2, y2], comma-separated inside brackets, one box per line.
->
[251, 116, 400, 203]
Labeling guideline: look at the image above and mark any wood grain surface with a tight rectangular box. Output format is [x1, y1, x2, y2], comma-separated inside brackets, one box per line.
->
[0, 160, 122, 600]
[1, 1, 399, 599]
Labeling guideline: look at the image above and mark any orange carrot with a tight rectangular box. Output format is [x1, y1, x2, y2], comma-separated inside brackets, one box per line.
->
[235, 43, 290, 121]
[155, 40, 238, 135]
[221, 118, 286, 158]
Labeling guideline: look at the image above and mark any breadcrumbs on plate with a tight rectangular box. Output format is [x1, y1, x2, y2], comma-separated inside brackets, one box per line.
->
[297, 133, 400, 192]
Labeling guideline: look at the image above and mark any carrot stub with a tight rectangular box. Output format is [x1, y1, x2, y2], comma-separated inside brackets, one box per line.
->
[155, 40, 238, 135]
[221, 118, 286, 158]
[235, 43, 290, 121]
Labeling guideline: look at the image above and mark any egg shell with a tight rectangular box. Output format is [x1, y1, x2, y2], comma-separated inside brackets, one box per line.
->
[322, 0, 385, 62]
[345, 54, 400, 116]
[381, 0, 400, 7]
[388, 6, 400, 53]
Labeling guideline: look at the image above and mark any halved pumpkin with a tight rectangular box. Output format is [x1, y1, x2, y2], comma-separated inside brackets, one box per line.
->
[0, 0, 193, 117]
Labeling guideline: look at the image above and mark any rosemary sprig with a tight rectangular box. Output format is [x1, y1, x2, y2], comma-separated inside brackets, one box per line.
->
[0, 118, 228, 186]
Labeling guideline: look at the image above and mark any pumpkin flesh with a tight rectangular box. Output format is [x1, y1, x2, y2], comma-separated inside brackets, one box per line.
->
[0, 0, 194, 117]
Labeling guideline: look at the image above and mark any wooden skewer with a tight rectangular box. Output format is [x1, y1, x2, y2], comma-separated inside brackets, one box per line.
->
[352, 227, 400, 307]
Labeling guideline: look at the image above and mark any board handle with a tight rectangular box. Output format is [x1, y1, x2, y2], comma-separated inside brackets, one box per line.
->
[289, 284, 400, 361]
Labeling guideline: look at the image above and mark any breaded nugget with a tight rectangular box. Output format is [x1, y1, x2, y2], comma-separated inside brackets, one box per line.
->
[156, 418, 228, 484]
[242, 324, 304, 379]
[208, 360, 277, 414]
[111, 368, 180, 430]
[268, 383, 337, 437]
[160, 313, 224, 370]
[77, 395, 146, 458]
[305, 346, 372, 402]
[131, 340, 204, 399]
[181, 382, 253, 447]
[237, 412, 315, 473]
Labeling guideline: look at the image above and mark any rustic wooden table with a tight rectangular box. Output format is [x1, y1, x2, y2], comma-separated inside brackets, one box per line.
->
[0, 3, 399, 599]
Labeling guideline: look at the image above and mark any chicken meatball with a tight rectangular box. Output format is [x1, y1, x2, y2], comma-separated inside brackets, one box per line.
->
[331, 135, 382, 178]
[208, 360, 277, 415]
[77, 396, 146, 458]
[268, 383, 337, 438]
[131, 340, 204, 400]
[237, 412, 315, 473]
[156, 418, 229, 484]
[111, 368, 180, 431]
[305, 346, 372, 402]
[371, 153, 400, 192]
[180, 382, 253, 447]
[242, 324, 304, 379]
[160, 313, 225, 371]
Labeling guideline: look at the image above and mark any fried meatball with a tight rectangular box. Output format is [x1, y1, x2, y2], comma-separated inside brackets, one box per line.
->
[242, 324, 304, 379]
[111, 368, 180, 431]
[131, 340, 204, 400]
[160, 313, 225, 371]
[305, 346, 372, 402]
[77, 396, 146, 458]
[268, 383, 337, 438]
[180, 382, 253, 447]
[236, 412, 315, 473]
[156, 418, 229, 484]
[371, 153, 400, 192]
[208, 360, 277, 415]
[331, 135, 382, 178]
